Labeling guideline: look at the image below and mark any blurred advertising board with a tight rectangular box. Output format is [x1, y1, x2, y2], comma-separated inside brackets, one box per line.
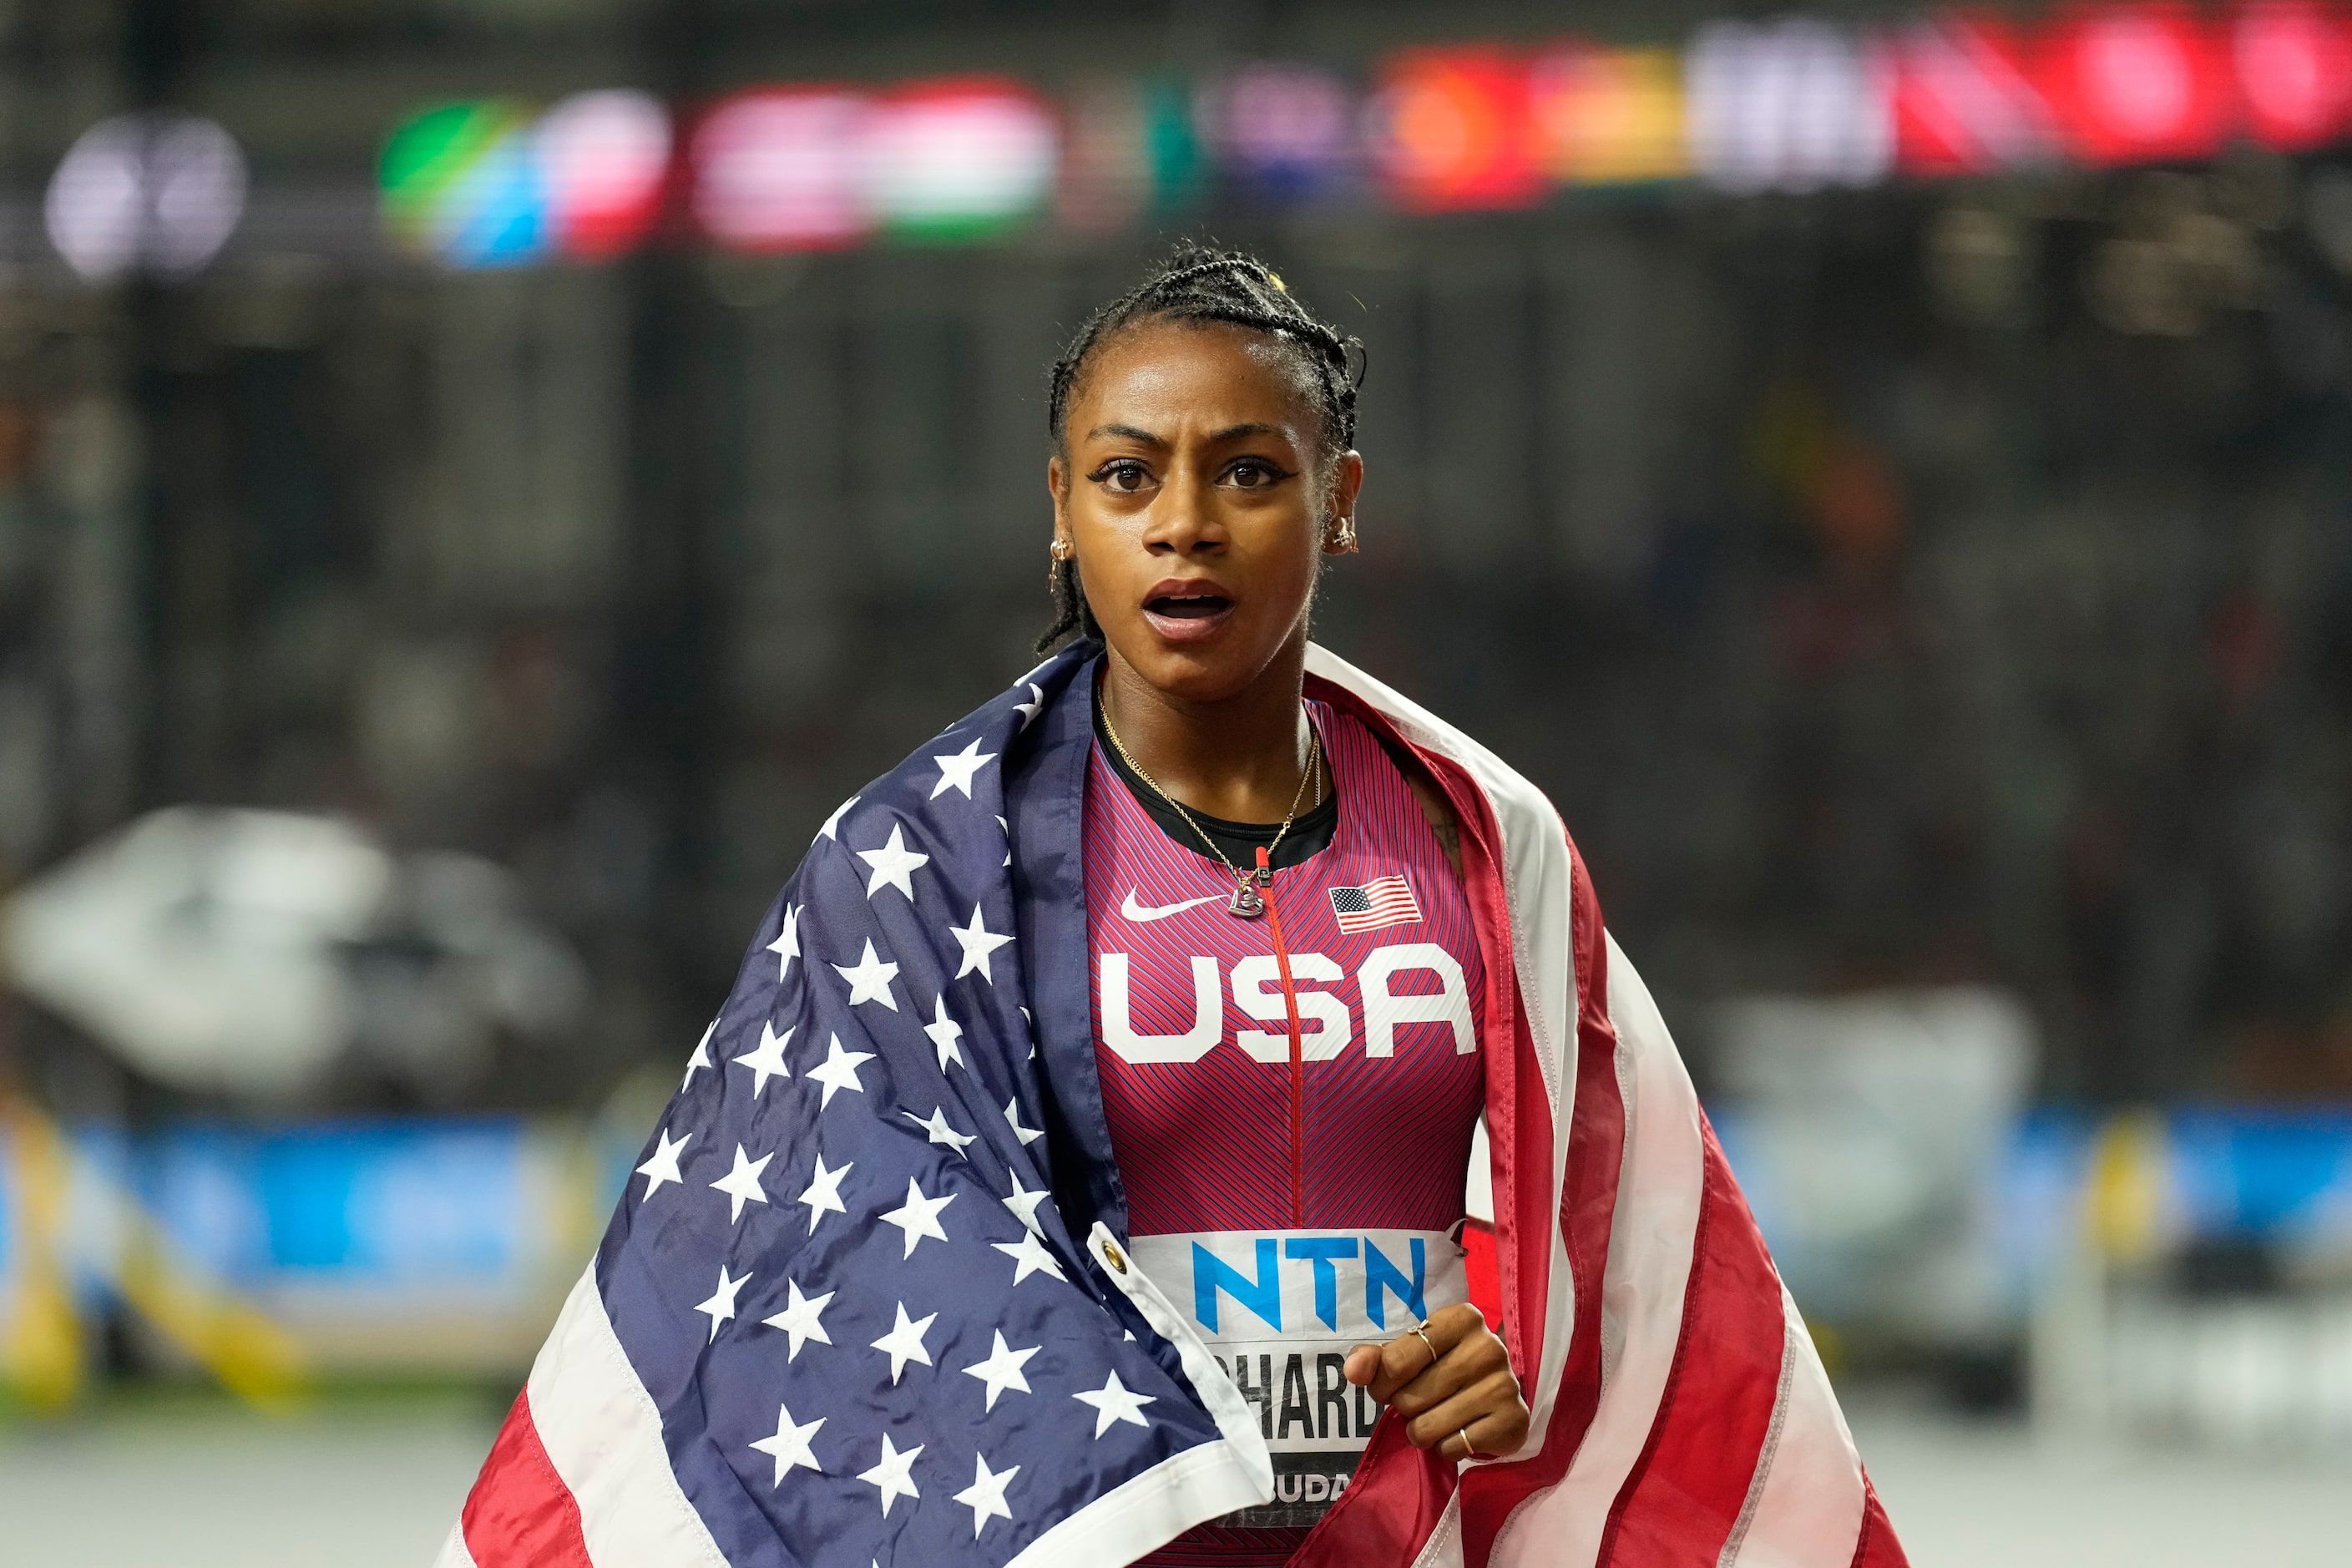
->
[3, 1110, 609, 1395]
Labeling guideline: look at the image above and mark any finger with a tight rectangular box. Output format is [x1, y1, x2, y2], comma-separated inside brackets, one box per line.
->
[1422, 1302, 1490, 1349]
[1443, 1414, 1512, 1463]
[1403, 1368, 1525, 1454]
[1366, 1325, 1443, 1402]
[1378, 1322, 1509, 1411]
[1343, 1343, 1382, 1386]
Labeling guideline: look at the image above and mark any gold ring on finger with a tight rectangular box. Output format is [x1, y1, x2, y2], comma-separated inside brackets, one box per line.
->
[1458, 1425, 1481, 1459]
[1410, 1323, 1439, 1371]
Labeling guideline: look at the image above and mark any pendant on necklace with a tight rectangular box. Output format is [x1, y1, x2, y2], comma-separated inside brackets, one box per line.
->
[1228, 882, 1265, 918]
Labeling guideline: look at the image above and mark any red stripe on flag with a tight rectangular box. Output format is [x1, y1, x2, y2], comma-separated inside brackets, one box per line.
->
[1593, 1115, 1789, 1565]
[461, 1390, 595, 1568]
[1459, 834, 1626, 1565]
[1850, 1479, 1911, 1568]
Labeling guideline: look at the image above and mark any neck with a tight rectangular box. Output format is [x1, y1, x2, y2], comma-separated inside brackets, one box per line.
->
[1098, 635, 1314, 825]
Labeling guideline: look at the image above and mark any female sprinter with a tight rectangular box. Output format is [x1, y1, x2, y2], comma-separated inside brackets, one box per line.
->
[442, 249, 1904, 1568]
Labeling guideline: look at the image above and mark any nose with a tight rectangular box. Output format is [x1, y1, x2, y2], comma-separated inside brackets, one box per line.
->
[1141, 464, 1224, 557]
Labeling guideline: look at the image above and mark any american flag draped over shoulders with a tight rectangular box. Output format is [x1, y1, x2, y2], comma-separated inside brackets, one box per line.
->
[438, 642, 1906, 1568]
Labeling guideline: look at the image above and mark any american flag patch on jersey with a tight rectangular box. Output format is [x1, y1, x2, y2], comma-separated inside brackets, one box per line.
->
[1328, 874, 1421, 933]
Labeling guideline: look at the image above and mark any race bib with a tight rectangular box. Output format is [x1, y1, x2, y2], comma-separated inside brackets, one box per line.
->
[1128, 1227, 1469, 1530]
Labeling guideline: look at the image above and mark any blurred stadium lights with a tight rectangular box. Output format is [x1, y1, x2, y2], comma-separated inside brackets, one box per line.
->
[2041, 2, 2236, 165]
[367, 1, 2352, 272]
[1529, 43, 1693, 185]
[534, 90, 675, 261]
[1055, 76, 1207, 234]
[15, 3, 2340, 280]
[690, 87, 874, 253]
[1889, 13, 2062, 176]
[1687, 18, 1894, 194]
[43, 113, 248, 283]
[379, 91, 670, 269]
[1198, 63, 1360, 204]
[1365, 48, 1546, 215]
[2236, 0, 2352, 148]
[864, 77, 1060, 242]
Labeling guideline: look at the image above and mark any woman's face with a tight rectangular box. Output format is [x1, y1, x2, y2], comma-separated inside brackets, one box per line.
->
[1050, 318, 1363, 706]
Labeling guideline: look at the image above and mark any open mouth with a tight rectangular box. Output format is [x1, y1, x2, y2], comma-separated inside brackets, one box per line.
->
[1140, 583, 1237, 643]
[1143, 593, 1232, 620]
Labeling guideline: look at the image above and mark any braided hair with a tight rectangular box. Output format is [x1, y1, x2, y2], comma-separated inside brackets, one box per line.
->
[1037, 243, 1365, 653]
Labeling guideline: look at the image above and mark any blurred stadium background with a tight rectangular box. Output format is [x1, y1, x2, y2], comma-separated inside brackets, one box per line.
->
[3, 0, 2352, 1562]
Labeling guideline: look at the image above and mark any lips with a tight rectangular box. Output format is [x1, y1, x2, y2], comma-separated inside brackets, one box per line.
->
[1140, 577, 1236, 644]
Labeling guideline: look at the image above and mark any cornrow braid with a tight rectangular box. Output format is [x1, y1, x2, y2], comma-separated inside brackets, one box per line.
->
[1035, 242, 1366, 654]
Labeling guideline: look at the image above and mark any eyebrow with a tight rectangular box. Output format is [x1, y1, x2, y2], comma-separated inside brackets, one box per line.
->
[1085, 422, 1167, 447]
[1081, 421, 1292, 447]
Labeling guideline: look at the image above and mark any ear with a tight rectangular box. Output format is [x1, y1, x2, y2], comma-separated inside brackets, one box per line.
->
[1047, 453, 1069, 535]
[1322, 450, 1365, 554]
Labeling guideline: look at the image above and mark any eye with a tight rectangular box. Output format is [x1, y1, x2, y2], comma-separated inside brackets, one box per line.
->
[1223, 458, 1291, 489]
[1090, 459, 1152, 493]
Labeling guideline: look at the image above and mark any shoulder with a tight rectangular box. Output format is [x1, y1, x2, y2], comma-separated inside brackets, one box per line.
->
[1325, 700, 1464, 882]
[1403, 770, 1464, 881]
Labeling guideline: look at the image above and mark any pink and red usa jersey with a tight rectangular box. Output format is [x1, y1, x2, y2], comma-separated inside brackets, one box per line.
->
[1085, 697, 1486, 1549]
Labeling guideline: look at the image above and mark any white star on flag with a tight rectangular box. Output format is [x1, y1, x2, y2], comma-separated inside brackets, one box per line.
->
[635, 1126, 690, 1201]
[681, 1019, 715, 1093]
[857, 1433, 923, 1516]
[930, 737, 998, 799]
[959, 1330, 1039, 1411]
[992, 1231, 1067, 1285]
[868, 1302, 938, 1385]
[951, 1451, 1019, 1538]
[1004, 1097, 1044, 1147]
[857, 824, 929, 900]
[765, 903, 800, 980]
[923, 994, 964, 1072]
[807, 1034, 876, 1105]
[997, 814, 1011, 867]
[709, 1144, 772, 1222]
[1074, 1370, 1156, 1438]
[1013, 681, 1044, 729]
[1001, 1169, 1050, 1236]
[904, 1106, 976, 1159]
[832, 941, 900, 1012]
[947, 903, 1014, 983]
[878, 1176, 955, 1258]
[759, 1277, 834, 1361]
[749, 1404, 824, 1485]
[796, 1151, 852, 1233]
[817, 796, 857, 842]
[695, 1264, 751, 1341]
[732, 1022, 793, 1097]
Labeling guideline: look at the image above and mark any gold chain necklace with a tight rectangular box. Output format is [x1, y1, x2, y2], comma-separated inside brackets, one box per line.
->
[1100, 702, 1323, 919]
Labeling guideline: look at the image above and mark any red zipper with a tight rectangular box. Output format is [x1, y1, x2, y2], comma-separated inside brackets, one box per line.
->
[1255, 845, 1308, 1229]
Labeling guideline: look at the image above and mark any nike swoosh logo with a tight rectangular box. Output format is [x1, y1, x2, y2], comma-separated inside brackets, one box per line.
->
[1120, 888, 1227, 923]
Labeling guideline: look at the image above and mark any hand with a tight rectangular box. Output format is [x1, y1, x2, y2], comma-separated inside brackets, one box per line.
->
[1342, 1302, 1530, 1462]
